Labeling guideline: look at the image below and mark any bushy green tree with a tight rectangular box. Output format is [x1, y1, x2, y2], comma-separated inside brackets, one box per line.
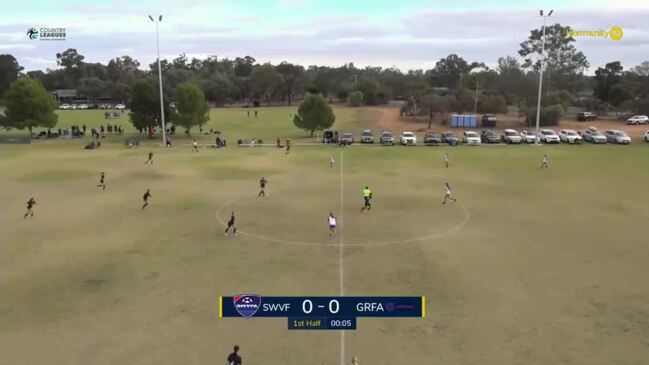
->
[347, 90, 363, 106]
[2, 77, 57, 134]
[293, 93, 335, 136]
[525, 104, 564, 126]
[129, 79, 172, 137]
[174, 82, 210, 135]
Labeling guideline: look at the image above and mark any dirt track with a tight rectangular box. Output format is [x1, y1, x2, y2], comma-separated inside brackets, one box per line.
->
[358, 106, 649, 139]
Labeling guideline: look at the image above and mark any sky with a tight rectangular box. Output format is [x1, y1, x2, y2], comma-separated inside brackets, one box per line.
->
[1, 0, 648, 73]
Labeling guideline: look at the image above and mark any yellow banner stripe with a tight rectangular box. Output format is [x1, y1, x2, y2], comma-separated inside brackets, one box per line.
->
[219, 296, 223, 318]
[422, 296, 426, 318]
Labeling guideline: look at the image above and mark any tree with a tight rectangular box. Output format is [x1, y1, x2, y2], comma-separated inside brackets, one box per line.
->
[174, 82, 210, 135]
[420, 94, 449, 128]
[275, 62, 304, 105]
[250, 64, 282, 106]
[234, 56, 256, 77]
[293, 93, 335, 136]
[357, 77, 379, 105]
[0, 54, 23, 98]
[594, 61, 630, 107]
[428, 54, 485, 89]
[78, 77, 106, 100]
[56, 48, 86, 86]
[630, 61, 649, 77]
[2, 78, 57, 134]
[129, 79, 171, 137]
[347, 90, 363, 106]
[518, 24, 589, 90]
[525, 104, 564, 127]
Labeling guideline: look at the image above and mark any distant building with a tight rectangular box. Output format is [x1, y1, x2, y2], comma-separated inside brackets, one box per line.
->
[52, 89, 80, 104]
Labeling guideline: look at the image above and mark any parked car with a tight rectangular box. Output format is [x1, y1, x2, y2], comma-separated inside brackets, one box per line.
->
[340, 132, 354, 145]
[582, 127, 607, 144]
[423, 132, 441, 146]
[59, 104, 71, 110]
[538, 129, 560, 144]
[78, 104, 89, 110]
[626, 115, 649, 125]
[115, 104, 126, 110]
[462, 131, 481, 145]
[645, 130, 649, 142]
[502, 129, 522, 144]
[481, 130, 500, 144]
[605, 130, 631, 144]
[520, 130, 539, 143]
[577, 112, 597, 122]
[360, 129, 374, 144]
[322, 130, 338, 144]
[559, 129, 583, 144]
[441, 131, 459, 145]
[379, 131, 395, 145]
[400, 131, 417, 145]
[70, 104, 78, 110]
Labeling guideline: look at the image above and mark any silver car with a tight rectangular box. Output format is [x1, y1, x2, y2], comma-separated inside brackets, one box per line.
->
[605, 130, 631, 144]
[582, 127, 607, 144]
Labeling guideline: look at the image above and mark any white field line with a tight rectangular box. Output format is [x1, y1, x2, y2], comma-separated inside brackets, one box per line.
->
[339, 149, 346, 365]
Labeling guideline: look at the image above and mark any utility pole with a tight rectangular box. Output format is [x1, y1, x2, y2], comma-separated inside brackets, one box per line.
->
[535, 9, 553, 141]
[149, 15, 167, 146]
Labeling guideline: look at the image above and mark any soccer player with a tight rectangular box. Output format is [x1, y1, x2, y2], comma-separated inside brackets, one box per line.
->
[141, 189, 152, 209]
[97, 172, 106, 191]
[192, 140, 199, 152]
[224, 212, 237, 235]
[227, 345, 242, 365]
[330, 154, 336, 168]
[328, 213, 337, 238]
[444, 152, 450, 168]
[23, 197, 36, 219]
[145, 151, 153, 164]
[360, 186, 372, 213]
[442, 182, 457, 205]
[541, 154, 549, 168]
[285, 138, 291, 154]
[258, 177, 268, 197]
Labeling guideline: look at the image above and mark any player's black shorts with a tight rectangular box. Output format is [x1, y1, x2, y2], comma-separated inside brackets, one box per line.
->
[364, 197, 371, 206]
[260, 183, 265, 188]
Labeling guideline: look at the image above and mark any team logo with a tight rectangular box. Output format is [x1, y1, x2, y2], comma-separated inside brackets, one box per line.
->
[233, 294, 261, 318]
[27, 28, 38, 40]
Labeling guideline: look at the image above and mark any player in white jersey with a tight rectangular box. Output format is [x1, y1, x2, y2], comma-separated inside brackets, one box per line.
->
[330, 154, 336, 168]
[541, 154, 549, 168]
[328, 213, 337, 238]
[444, 152, 449, 168]
[442, 182, 456, 205]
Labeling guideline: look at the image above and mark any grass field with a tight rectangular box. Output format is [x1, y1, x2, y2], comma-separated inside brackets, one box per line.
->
[2, 107, 649, 364]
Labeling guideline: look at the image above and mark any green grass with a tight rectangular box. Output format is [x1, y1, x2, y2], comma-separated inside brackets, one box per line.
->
[1, 107, 649, 364]
[2, 106, 361, 143]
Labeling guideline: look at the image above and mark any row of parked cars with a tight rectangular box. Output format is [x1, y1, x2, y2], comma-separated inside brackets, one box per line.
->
[577, 112, 649, 125]
[332, 127, 649, 146]
[59, 103, 126, 110]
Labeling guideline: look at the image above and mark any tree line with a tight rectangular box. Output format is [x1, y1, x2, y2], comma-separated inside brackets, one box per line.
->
[0, 22, 648, 133]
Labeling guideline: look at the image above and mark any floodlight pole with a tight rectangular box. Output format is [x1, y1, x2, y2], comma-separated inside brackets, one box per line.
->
[534, 10, 553, 140]
[150, 15, 167, 146]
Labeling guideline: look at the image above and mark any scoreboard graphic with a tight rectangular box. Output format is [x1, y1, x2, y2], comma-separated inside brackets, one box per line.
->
[219, 295, 426, 330]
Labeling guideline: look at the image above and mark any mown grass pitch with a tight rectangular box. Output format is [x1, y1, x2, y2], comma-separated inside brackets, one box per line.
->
[1, 107, 649, 364]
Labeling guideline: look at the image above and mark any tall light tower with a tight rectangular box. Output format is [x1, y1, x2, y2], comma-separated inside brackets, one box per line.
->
[149, 15, 167, 146]
[534, 9, 553, 140]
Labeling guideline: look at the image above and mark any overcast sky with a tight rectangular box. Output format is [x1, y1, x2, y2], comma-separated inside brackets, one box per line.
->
[2, 0, 648, 73]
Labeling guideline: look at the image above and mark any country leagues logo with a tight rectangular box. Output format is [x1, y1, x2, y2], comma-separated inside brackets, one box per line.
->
[27, 27, 66, 41]
[233, 294, 262, 318]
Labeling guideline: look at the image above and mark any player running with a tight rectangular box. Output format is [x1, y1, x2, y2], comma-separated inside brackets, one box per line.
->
[328, 213, 337, 238]
[360, 186, 373, 213]
[330, 154, 336, 168]
[96, 172, 106, 190]
[541, 154, 549, 168]
[444, 152, 450, 168]
[145, 152, 154, 164]
[192, 140, 199, 152]
[258, 177, 268, 197]
[224, 212, 237, 235]
[23, 197, 36, 219]
[442, 182, 457, 205]
[285, 138, 291, 154]
[227, 345, 242, 365]
[141, 189, 152, 209]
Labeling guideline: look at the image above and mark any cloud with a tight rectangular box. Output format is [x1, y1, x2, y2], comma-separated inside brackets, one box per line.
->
[5, 2, 649, 73]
